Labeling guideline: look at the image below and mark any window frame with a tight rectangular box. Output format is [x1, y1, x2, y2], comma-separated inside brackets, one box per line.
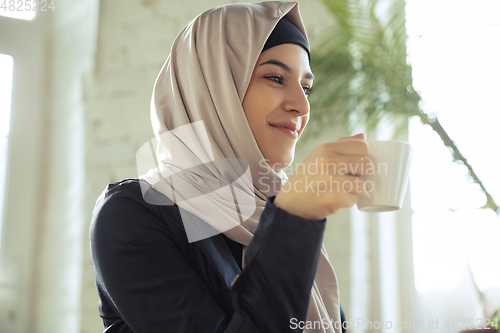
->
[0, 14, 48, 333]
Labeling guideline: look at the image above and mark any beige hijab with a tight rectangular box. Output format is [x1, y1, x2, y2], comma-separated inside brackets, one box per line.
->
[139, 1, 341, 332]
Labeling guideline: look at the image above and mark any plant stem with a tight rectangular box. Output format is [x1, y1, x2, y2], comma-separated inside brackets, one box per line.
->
[418, 114, 500, 214]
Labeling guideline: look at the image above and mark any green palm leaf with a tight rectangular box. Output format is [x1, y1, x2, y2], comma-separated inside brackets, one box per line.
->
[302, 0, 499, 213]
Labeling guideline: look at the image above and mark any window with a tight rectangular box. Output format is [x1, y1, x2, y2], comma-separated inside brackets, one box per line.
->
[0, 9, 47, 331]
[0, 2, 36, 21]
[0, 53, 13, 250]
[406, 0, 500, 330]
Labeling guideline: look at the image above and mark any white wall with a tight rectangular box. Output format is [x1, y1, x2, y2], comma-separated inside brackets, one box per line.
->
[30, 1, 100, 332]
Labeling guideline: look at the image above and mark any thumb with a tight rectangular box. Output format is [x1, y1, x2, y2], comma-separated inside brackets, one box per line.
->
[337, 133, 366, 141]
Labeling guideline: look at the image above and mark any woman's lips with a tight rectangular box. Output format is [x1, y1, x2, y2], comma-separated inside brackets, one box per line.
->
[270, 124, 298, 138]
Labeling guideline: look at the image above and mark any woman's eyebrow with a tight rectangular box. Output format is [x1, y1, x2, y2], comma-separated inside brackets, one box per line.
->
[259, 59, 314, 80]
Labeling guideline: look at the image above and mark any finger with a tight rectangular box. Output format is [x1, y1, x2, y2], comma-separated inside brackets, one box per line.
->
[353, 156, 374, 177]
[340, 156, 374, 177]
[318, 175, 366, 195]
[330, 191, 358, 211]
[339, 175, 366, 195]
[337, 133, 366, 141]
[324, 140, 369, 156]
[323, 156, 372, 177]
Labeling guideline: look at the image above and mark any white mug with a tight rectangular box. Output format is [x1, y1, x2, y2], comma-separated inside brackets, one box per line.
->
[357, 140, 413, 212]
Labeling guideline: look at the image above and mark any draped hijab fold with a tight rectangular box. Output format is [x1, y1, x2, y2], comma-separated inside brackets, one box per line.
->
[139, 2, 341, 332]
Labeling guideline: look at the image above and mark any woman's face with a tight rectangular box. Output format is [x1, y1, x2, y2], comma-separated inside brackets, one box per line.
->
[242, 43, 313, 170]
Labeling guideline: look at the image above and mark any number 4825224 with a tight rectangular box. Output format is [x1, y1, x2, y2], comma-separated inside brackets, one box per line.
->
[1, 0, 55, 11]
[443, 317, 499, 330]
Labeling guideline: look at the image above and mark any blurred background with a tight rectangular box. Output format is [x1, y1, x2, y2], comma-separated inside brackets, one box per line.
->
[0, 0, 499, 332]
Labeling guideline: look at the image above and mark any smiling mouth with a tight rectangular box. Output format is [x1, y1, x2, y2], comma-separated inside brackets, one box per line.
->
[269, 124, 299, 138]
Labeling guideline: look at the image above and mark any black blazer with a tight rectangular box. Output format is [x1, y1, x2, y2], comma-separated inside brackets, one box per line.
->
[90, 179, 346, 332]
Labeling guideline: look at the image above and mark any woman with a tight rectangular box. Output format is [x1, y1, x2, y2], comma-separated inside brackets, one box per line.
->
[90, 1, 371, 332]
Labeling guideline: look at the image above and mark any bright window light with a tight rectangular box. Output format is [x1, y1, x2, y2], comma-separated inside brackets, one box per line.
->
[0, 53, 13, 137]
[0, 6, 36, 21]
[406, 0, 500, 324]
[0, 53, 13, 255]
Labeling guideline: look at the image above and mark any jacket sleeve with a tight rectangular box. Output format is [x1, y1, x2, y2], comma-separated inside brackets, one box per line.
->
[227, 195, 327, 332]
[90, 185, 327, 333]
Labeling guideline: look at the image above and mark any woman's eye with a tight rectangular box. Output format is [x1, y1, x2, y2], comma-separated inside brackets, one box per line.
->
[265, 75, 284, 84]
[303, 86, 313, 96]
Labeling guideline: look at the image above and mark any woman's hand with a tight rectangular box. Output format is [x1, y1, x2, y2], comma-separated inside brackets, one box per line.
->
[273, 133, 373, 220]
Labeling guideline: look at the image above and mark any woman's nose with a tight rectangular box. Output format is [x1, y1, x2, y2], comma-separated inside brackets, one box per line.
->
[282, 83, 310, 116]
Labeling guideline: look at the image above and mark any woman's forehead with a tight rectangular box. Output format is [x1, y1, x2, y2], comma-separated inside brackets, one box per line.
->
[256, 44, 312, 75]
